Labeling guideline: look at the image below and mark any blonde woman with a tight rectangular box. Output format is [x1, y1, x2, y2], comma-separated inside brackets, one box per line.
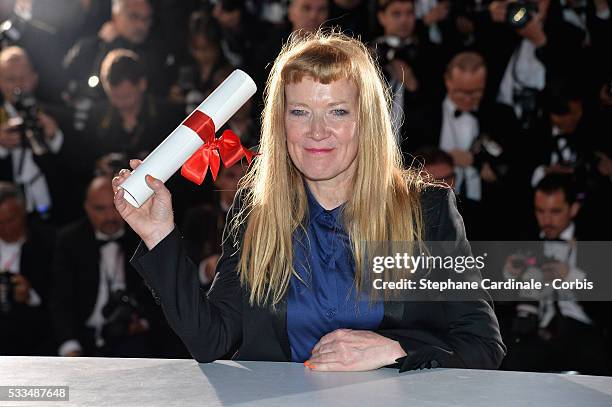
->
[112, 32, 505, 372]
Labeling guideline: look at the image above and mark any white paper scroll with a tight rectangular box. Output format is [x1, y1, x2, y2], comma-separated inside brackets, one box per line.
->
[119, 69, 257, 207]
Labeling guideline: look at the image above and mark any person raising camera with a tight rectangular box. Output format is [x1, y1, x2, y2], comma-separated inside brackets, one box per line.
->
[0, 46, 67, 222]
[49, 175, 187, 358]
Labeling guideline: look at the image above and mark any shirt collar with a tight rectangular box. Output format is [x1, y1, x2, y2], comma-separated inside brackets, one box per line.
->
[443, 95, 457, 116]
[95, 227, 126, 242]
[539, 222, 575, 241]
[304, 182, 344, 225]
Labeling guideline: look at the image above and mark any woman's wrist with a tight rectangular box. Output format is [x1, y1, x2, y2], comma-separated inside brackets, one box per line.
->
[143, 224, 175, 250]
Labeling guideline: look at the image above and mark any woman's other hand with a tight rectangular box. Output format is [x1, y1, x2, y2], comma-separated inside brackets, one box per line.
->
[112, 159, 175, 249]
[305, 329, 406, 371]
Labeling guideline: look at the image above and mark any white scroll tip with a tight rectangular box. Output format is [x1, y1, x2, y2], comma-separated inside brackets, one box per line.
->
[122, 188, 141, 208]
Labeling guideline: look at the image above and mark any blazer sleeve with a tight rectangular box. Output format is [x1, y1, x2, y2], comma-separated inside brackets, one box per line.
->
[129, 192, 245, 363]
[377, 187, 507, 372]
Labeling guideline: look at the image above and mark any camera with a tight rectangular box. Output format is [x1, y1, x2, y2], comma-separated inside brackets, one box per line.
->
[470, 133, 509, 178]
[506, 0, 539, 28]
[375, 37, 419, 67]
[63, 77, 103, 131]
[0, 17, 26, 47]
[12, 89, 49, 156]
[0, 271, 14, 314]
[513, 86, 540, 129]
[101, 290, 142, 346]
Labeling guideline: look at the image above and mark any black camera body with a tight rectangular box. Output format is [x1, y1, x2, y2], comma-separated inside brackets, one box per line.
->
[101, 289, 142, 346]
[513, 86, 540, 129]
[12, 90, 49, 155]
[470, 133, 509, 178]
[375, 38, 420, 68]
[0, 271, 14, 314]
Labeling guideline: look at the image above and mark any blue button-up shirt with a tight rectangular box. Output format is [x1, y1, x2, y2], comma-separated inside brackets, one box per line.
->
[287, 185, 384, 362]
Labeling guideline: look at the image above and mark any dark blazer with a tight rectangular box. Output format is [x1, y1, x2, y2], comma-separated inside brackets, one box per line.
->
[49, 219, 164, 351]
[0, 221, 56, 355]
[130, 186, 507, 372]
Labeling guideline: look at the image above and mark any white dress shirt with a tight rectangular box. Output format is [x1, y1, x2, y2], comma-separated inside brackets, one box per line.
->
[0, 103, 63, 215]
[497, 39, 546, 119]
[439, 96, 482, 201]
[58, 228, 127, 356]
[538, 223, 592, 327]
[530, 126, 577, 186]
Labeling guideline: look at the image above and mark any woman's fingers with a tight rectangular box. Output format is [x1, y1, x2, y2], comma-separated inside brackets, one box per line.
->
[145, 174, 171, 201]
[111, 169, 131, 193]
[113, 186, 129, 214]
[129, 159, 142, 170]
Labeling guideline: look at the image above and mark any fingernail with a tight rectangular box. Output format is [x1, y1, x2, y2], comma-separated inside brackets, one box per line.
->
[304, 360, 311, 367]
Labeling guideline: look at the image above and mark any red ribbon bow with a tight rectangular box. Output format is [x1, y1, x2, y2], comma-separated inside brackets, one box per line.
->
[180, 110, 256, 185]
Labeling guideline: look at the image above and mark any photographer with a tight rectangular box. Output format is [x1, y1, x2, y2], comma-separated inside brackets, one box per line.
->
[415, 0, 485, 54]
[409, 52, 521, 210]
[482, 0, 584, 130]
[82, 49, 183, 165]
[500, 174, 609, 375]
[50, 175, 186, 358]
[0, 46, 67, 222]
[373, 0, 444, 146]
[62, 0, 171, 109]
[168, 11, 233, 115]
[0, 182, 55, 355]
[529, 78, 594, 191]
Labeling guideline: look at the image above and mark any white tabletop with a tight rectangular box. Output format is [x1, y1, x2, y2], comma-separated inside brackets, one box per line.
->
[0, 357, 611, 406]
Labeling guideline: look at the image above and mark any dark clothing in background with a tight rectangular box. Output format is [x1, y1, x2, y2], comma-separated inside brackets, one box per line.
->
[0, 221, 56, 356]
[63, 34, 172, 98]
[49, 218, 188, 358]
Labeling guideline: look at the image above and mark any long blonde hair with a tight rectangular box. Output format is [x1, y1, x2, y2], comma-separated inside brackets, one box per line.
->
[233, 31, 426, 308]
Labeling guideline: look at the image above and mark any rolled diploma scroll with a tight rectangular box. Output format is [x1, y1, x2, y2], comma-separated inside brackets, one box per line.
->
[119, 69, 257, 207]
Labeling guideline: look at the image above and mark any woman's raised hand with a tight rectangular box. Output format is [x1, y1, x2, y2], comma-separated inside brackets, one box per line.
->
[112, 159, 175, 249]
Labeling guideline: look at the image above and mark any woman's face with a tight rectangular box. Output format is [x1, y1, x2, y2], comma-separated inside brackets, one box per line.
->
[285, 77, 359, 186]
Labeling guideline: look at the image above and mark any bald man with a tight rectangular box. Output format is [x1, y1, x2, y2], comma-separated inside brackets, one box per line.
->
[49, 175, 162, 358]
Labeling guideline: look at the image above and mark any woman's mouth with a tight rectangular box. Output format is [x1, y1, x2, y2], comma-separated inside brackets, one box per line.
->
[305, 148, 334, 154]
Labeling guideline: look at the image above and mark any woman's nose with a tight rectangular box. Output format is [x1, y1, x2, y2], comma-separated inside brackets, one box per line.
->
[309, 115, 328, 140]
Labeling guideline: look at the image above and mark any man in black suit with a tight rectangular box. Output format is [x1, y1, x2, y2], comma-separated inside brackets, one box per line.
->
[499, 174, 609, 375]
[373, 0, 445, 147]
[481, 0, 584, 130]
[50, 175, 187, 358]
[0, 46, 71, 223]
[0, 182, 55, 355]
[407, 51, 525, 237]
[529, 79, 595, 195]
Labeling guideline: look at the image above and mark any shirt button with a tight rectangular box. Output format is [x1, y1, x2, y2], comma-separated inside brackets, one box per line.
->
[325, 308, 337, 318]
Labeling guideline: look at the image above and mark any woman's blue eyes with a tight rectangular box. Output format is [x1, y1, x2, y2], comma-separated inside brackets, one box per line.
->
[288, 109, 349, 116]
[289, 109, 307, 116]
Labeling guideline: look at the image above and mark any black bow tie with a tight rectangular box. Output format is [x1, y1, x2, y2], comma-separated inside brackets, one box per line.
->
[454, 109, 478, 118]
[96, 236, 122, 247]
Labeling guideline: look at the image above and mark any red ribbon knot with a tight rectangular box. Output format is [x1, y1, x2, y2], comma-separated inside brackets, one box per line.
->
[180, 110, 256, 185]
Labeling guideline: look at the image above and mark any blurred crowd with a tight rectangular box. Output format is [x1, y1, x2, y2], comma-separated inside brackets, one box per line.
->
[0, 0, 611, 375]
